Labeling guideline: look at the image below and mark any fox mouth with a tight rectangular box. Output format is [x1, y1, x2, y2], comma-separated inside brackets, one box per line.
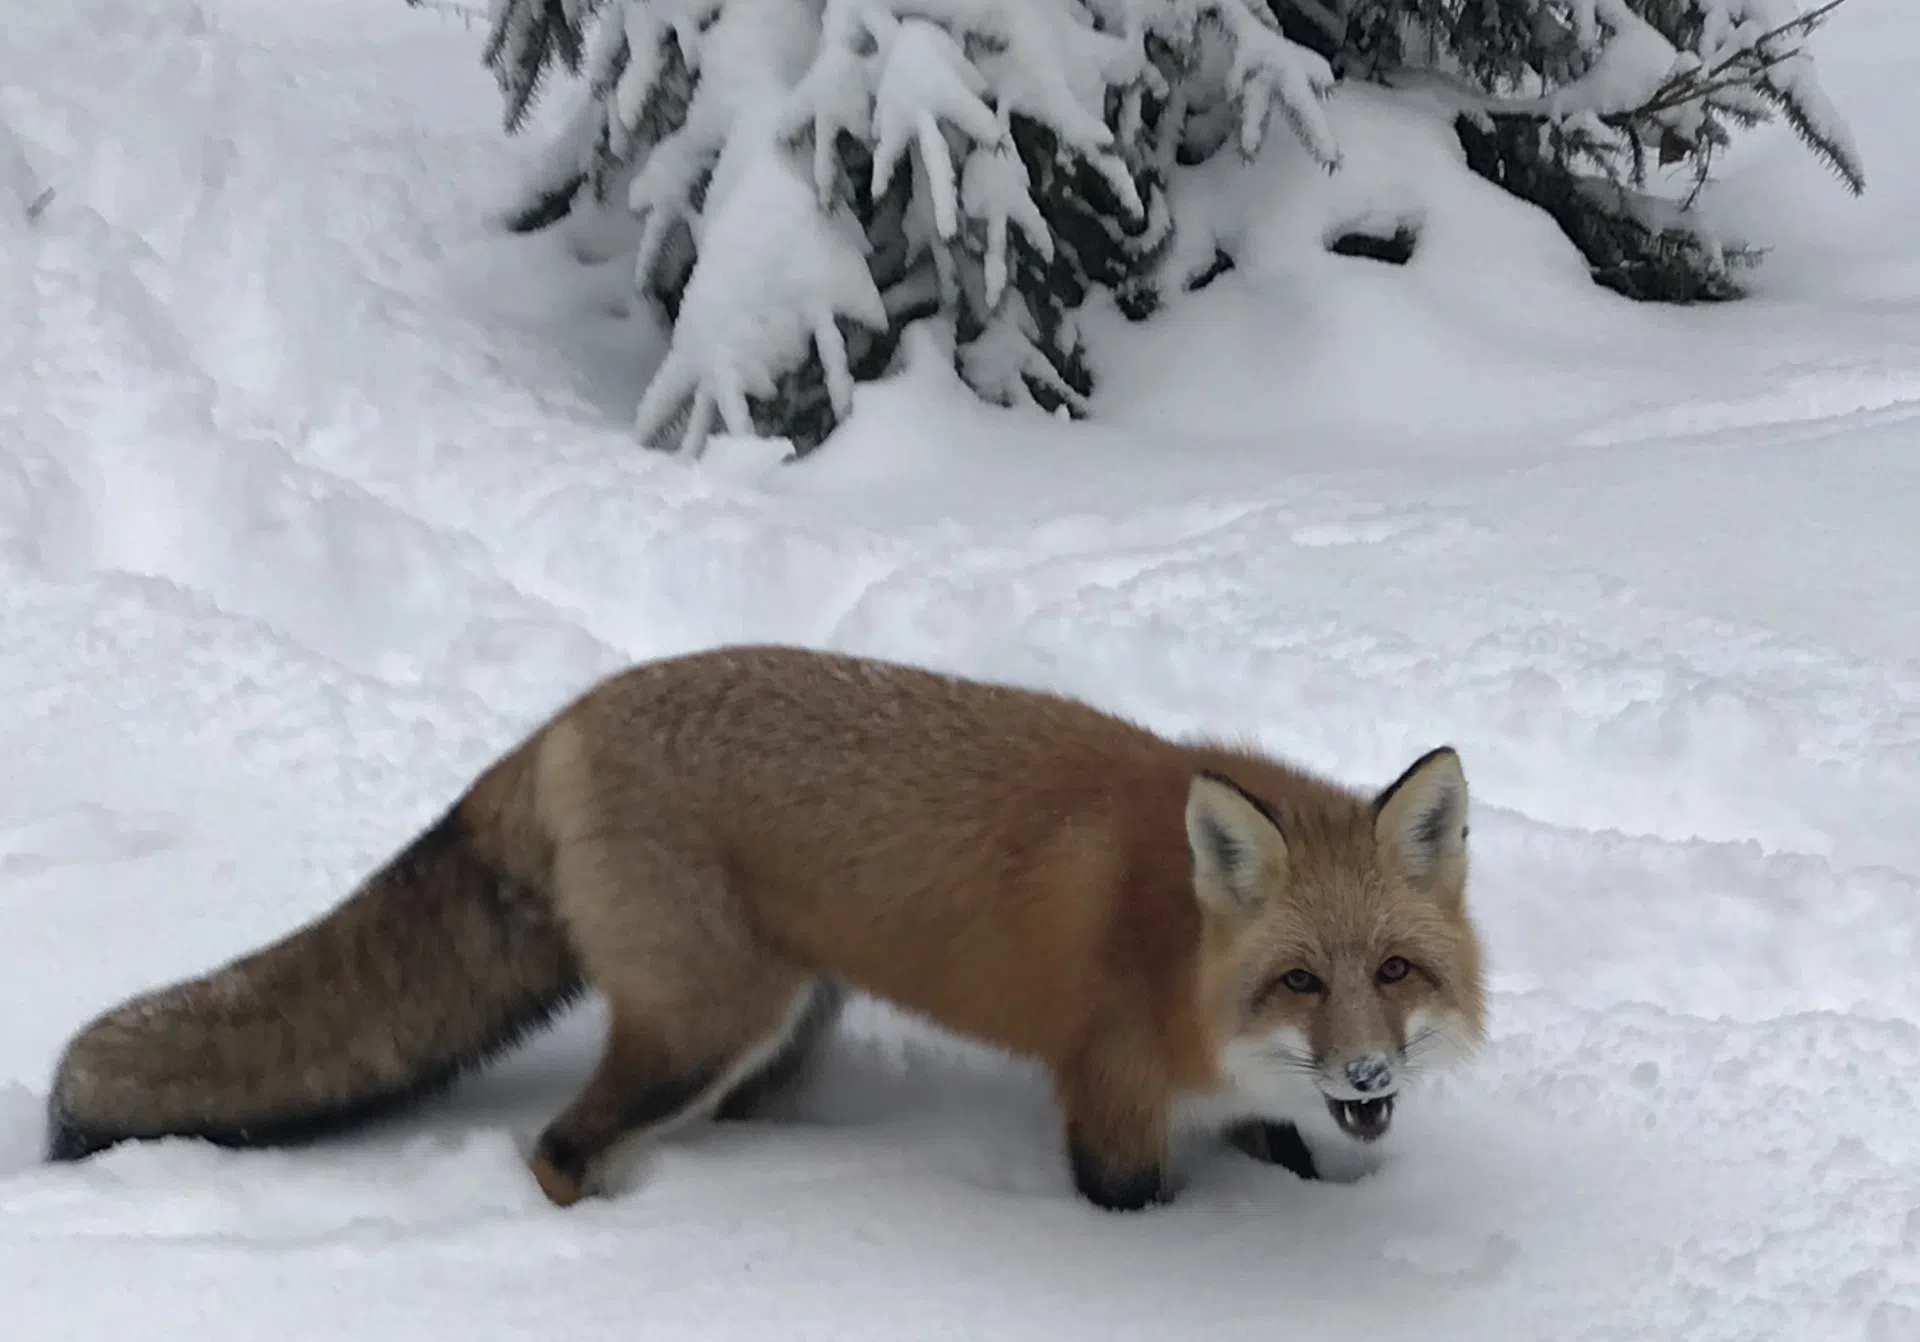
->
[1326, 1095, 1394, 1141]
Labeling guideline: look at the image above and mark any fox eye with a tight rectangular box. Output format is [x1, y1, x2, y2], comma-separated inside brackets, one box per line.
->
[1376, 956, 1413, 985]
[1251, 967, 1324, 1011]
[1278, 968, 1323, 995]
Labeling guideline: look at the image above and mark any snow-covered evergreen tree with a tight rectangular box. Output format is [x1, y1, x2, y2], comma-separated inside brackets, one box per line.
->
[1296, 0, 1865, 300]
[433, 0, 1863, 454]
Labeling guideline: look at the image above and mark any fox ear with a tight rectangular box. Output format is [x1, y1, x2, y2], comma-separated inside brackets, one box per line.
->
[1186, 772, 1288, 918]
[1373, 746, 1469, 900]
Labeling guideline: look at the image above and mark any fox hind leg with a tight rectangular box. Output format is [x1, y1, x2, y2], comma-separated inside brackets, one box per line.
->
[528, 840, 819, 1207]
[713, 979, 845, 1123]
[528, 974, 820, 1207]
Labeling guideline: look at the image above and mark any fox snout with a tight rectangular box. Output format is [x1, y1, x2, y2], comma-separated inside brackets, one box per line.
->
[1322, 1051, 1398, 1143]
[1343, 1053, 1393, 1095]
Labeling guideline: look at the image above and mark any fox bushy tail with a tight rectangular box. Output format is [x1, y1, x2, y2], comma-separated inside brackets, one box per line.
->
[45, 760, 582, 1162]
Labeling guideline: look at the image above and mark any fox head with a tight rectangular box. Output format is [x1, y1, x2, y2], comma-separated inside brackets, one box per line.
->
[1186, 747, 1485, 1145]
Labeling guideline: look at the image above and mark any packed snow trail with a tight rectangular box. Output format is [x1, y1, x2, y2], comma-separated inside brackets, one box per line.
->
[3, 0, 1919, 1338]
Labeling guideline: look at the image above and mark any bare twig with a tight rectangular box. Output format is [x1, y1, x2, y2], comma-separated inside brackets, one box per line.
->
[1461, 0, 1851, 130]
[403, 0, 490, 19]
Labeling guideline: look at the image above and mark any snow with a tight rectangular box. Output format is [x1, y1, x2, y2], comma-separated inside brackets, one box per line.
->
[3, 0, 1919, 1337]
[617, 0, 1355, 450]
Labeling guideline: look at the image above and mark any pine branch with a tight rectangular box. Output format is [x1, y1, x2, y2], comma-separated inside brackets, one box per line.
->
[1757, 76, 1863, 195]
[452, 0, 614, 132]
[406, 0, 489, 20]
[1625, 5, 1845, 111]
[1289, 0, 1344, 47]
[1454, 114, 1755, 303]
[1204, 0, 1341, 164]
[1442, 0, 1862, 193]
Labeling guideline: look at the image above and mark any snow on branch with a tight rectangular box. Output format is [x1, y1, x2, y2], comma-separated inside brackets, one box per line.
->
[1111, 0, 1340, 165]
[621, 0, 895, 455]
[471, 0, 610, 131]
[1187, 0, 1339, 164]
[867, 16, 1002, 240]
[962, 138, 1051, 308]
[1652, 0, 1864, 195]
[959, 288, 1089, 415]
[449, 0, 1870, 440]
[784, 1, 1143, 226]
[632, 130, 888, 455]
[784, 0, 1341, 223]
[1399, 0, 1863, 196]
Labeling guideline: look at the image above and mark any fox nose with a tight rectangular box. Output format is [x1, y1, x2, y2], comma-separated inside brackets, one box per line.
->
[1345, 1054, 1393, 1094]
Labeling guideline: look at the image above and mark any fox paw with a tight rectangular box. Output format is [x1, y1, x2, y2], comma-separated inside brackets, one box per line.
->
[1067, 1135, 1170, 1212]
[1228, 1119, 1319, 1181]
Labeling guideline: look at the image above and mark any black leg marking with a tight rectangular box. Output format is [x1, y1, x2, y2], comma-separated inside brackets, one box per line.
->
[537, 1065, 721, 1184]
[1067, 1131, 1169, 1212]
[714, 982, 845, 1122]
[533, 1129, 588, 1188]
[615, 1070, 723, 1140]
[1228, 1120, 1319, 1181]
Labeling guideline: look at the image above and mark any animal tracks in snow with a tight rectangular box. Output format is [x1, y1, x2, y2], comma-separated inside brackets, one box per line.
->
[1287, 509, 1486, 556]
[0, 802, 180, 878]
[1573, 362, 1920, 449]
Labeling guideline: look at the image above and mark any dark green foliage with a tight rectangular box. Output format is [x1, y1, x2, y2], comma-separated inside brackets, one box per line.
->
[481, 0, 604, 133]
[1455, 115, 1754, 300]
[1269, 0, 1863, 301]
[743, 315, 904, 455]
[441, 0, 1863, 450]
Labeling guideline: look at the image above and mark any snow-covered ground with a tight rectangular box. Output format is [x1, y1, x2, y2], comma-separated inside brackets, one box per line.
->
[4, 0, 1919, 1337]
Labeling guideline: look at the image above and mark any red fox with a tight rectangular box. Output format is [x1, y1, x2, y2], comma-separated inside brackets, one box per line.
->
[45, 644, 1485, 1210]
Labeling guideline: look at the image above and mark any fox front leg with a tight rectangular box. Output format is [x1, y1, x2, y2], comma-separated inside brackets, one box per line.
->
[1054, 1055, 1173, 1212]
[1227, 1120, 1319, 1181]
